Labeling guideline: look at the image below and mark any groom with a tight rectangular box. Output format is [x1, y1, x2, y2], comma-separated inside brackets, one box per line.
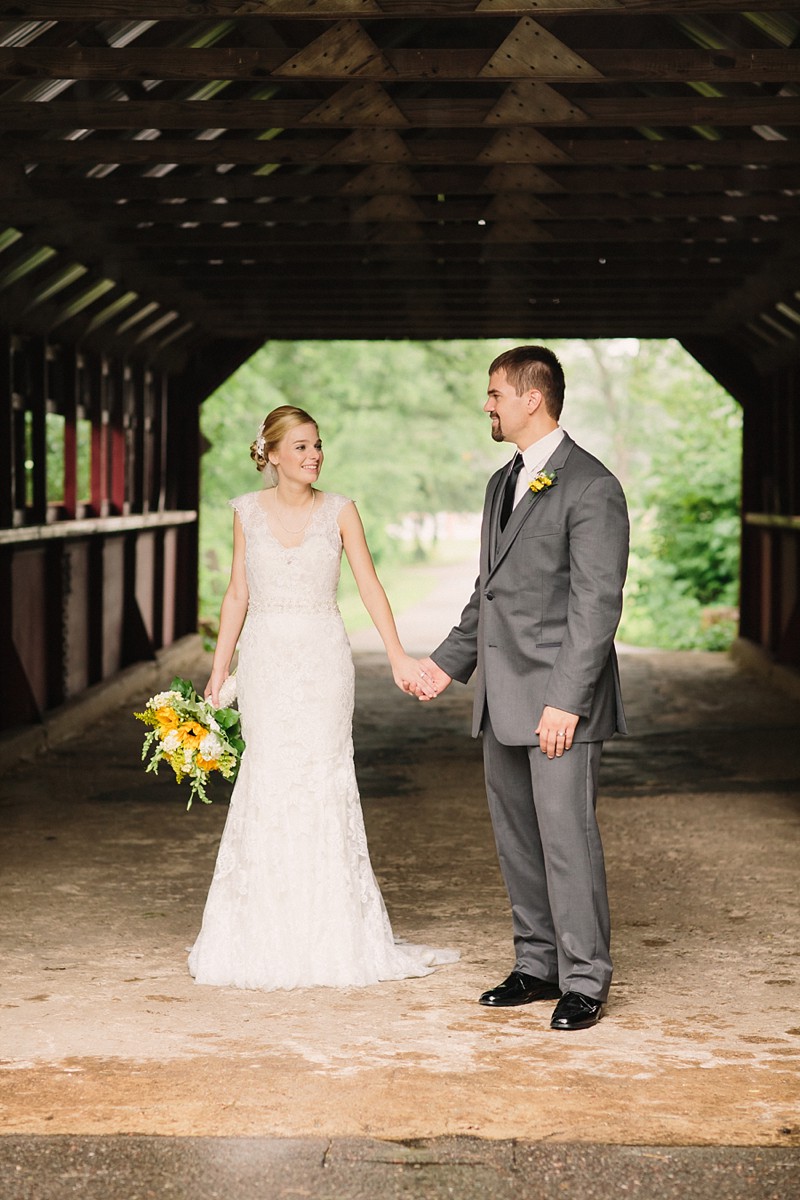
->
[419, 346, 628, 1030]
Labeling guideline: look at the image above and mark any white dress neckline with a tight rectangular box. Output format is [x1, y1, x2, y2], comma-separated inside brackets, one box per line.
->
[255, 488, 325, 551]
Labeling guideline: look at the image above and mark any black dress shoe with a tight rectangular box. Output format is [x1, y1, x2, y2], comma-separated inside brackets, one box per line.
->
[479, 971, 561, 1007]
[549, 991, 604, 1030]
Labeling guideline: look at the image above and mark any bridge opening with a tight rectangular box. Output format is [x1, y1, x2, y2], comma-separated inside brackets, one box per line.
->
[198, 337, 742, 656]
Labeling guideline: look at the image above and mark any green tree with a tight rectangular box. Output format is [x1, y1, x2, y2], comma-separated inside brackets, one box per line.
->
[571, 340, 742, 650]
[198, 338, 743, 652]
[198, 339, 509, 624]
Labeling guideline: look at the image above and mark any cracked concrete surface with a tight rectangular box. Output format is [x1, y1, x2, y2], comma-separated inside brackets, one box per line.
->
[1, 560, 799, 1147]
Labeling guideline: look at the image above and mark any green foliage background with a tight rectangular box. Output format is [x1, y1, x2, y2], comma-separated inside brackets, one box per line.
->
[199, 338, 742, 651]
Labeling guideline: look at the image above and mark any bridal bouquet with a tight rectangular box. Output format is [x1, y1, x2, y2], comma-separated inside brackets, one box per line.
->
[134, 676, 243, 809]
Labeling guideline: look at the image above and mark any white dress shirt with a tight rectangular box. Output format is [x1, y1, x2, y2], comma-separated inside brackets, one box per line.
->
[512, 426, 566, 509]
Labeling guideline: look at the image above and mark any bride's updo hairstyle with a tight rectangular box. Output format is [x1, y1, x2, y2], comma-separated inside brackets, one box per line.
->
[250, 405, 318, 485]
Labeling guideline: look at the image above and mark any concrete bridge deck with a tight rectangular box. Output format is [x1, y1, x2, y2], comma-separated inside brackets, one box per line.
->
[1, 560, 799, 1194]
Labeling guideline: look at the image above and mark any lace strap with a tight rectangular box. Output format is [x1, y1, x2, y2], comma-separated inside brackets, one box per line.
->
[229, 492, 257, 530]
[325, 493, 353, 522]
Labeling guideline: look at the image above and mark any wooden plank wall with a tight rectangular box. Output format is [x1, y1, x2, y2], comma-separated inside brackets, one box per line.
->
[0, 332, 198, 733]
[740, 363, 800, 667]
[683, 336, 800, 670]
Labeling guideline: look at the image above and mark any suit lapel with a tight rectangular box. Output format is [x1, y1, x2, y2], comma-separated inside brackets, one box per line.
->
[487, 459, 512, 567]
[489, 434, 575, 578]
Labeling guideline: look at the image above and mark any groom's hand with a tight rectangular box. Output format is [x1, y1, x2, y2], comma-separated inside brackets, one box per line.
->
[413, 657, 452, 702]
[536, 706, 579, 758]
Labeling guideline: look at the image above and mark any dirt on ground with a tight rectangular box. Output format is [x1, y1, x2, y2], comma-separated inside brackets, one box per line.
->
[1, 562, 799, 1146]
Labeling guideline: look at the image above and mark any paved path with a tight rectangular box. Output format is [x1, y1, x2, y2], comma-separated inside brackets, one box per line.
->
[1, 557, 799, 1190]
[1, 1136, 798, 1200]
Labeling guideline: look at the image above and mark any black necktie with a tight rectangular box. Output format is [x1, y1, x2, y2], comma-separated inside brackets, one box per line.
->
[499, 454, 524, 531]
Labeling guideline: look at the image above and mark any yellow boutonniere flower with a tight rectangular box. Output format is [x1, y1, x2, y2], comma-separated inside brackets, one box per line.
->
[529, 470, 557, 494]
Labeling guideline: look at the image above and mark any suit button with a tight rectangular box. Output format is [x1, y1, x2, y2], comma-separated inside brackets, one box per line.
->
[486, 591, 494, 600]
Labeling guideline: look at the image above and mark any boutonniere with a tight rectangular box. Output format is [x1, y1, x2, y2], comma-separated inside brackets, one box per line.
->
[529, 470, 557, 494]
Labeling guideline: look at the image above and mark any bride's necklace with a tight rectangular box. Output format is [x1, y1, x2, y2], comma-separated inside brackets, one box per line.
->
[272, 489, 315, 534]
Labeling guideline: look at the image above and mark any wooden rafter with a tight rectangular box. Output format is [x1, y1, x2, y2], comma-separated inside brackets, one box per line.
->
[0, 2, 798, 362]
[3, 95, 800, 129]
[4, 135, 800, 167]
[3, 163, 796, 205]
[0, 2, 792, 17]
[2, 47, 800, 83]
[4, 163, 799, 202]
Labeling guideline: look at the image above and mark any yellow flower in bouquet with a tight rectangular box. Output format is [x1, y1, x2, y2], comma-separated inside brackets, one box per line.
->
[134, 677, 244, 809]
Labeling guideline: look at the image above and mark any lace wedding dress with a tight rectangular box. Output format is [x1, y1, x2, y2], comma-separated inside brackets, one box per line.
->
[188, 490, 458, 990]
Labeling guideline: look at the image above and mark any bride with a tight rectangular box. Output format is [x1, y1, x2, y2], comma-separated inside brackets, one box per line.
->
[188, 404, 459, 990]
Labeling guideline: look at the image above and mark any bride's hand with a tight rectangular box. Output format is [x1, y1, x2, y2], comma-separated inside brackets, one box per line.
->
[391, 654, 438, 699]
[204, 671, 227, 709]
[415, 656, 451, 702]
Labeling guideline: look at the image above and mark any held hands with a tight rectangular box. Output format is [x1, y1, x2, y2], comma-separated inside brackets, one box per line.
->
[536, 705, 579, 759]
[391, 653, 439, 699]
[411, 656, 452, 702]
[390, 654, 451, 701]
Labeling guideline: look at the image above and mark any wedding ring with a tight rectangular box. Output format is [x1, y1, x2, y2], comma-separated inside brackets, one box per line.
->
[556, 730, 566, 737]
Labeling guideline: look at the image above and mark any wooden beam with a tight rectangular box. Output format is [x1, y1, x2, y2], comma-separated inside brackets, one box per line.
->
[704, 244, 800, 332]
[80, 217, 795, 248]
[208, 307, 729, 327]
[136, 237, 762, 264]
[81, 238, 770, 264]
[2, 46, 800, 84]
[0, 2, 791, 18]
[3, 163, 799, 203]
[562, 139, 800, 167]
[7, 212, 223, 342]
[201, 292, 729, 313]
[188, 271, 744, 289]
[3, 190, 797, 227]
[176, 282, 731, 305]
[185, 315, 730, 338]
[169, 260, 745, 283]
[5, 94, 800, 130]
[0, 338, 13, 529]
[5, 134, 800, 167]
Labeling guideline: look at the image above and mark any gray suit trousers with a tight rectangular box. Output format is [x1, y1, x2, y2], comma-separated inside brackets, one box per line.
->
[482, 713, 612, 1001]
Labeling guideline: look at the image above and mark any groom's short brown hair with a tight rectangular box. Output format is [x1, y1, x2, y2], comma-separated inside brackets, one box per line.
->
[489, 346, 565, 421]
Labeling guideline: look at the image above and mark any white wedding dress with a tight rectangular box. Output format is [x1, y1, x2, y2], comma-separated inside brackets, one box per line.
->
[188, 490, 458, 990]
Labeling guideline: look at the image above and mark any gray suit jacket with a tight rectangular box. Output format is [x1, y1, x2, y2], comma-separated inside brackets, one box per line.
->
[432, 433, 629, 746]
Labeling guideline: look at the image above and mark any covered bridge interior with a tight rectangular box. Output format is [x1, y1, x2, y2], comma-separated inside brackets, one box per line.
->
[2, 1, 800, 736]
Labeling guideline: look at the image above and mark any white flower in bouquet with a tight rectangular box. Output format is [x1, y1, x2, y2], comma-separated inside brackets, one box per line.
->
[134, 676, 245, 808]
[199, 731, 224, 760]
[218, 674, 238, 708]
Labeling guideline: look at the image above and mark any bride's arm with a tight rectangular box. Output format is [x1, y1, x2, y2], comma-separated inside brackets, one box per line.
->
[339, 502, 437, 698]
[204, 512, 249, 707]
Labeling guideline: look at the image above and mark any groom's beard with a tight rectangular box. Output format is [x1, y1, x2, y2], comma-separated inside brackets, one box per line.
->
[490, 416, 505, 442]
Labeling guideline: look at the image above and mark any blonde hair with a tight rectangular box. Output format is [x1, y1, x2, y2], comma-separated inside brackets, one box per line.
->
[250, 405, 318, 473]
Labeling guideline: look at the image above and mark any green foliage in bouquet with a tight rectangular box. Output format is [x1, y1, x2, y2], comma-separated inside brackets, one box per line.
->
[134, 675, 245, 808]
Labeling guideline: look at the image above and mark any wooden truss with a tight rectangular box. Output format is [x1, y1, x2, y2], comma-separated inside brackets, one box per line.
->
[0, 2, 799, 359]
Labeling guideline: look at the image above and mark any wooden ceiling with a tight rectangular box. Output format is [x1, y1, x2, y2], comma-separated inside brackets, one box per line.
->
[1, 2, 800, 370]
